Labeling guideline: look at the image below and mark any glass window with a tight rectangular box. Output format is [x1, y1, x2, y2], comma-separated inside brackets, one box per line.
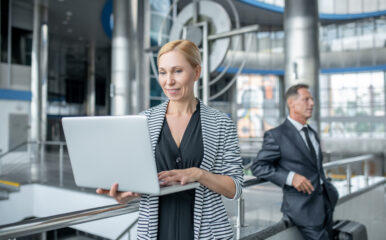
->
[375, 18, 386, 48]
[321, 71, 385, 138]
[319, 0, 334, 14]
[358, 20, 374, 49]
[342, 23, 358, 50]
[271, 31, 284, 53]
[257, 32, 271, 53]
[348, 0, 362, 14]
[237, 74, 280, 139]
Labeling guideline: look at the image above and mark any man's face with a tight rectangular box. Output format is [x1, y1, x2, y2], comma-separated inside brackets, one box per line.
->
[289, 88, 314, 121]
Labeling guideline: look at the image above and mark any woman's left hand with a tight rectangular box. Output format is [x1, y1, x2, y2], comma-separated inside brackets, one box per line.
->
[158, 167, 204, 186]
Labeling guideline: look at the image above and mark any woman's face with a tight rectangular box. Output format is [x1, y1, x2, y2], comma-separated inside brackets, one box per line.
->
[158, 50, 201, 102]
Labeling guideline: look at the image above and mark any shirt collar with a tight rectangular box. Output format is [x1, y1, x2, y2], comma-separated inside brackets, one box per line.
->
[287, 116, 308, 132]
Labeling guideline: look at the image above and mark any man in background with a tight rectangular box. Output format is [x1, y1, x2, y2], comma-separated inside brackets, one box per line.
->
[251, 84, 338, 240]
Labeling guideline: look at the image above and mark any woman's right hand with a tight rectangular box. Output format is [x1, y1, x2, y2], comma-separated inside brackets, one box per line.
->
[96, 183, 141, 204]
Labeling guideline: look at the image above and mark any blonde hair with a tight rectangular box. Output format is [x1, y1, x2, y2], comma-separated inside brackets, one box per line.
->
[157, 40, 201, 68]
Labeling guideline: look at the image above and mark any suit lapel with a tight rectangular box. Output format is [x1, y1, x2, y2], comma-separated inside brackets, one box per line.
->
[283, 119, 317, 168]
[308, 126, 323, 171]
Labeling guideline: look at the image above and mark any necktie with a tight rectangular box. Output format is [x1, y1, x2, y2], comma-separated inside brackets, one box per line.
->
[302, 127, 317, 161]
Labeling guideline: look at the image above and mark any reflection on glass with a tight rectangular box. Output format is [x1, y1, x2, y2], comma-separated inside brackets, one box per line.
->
[320, 71, 386, 138]
[237, 74, 280, 139]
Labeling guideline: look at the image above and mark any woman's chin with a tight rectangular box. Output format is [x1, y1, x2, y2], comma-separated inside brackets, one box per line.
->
[167, 95, 183, 101]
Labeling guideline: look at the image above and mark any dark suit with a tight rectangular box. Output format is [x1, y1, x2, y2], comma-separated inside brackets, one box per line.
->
[251, 119, 339, 239]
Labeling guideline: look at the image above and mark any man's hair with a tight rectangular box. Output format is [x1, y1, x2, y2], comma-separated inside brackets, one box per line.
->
[285, 84, 309, 102]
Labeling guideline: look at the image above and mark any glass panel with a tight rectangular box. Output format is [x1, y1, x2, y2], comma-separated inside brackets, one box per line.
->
[320, 71, 385, 138]
[335, 0, 348, 14]
[348, 0, 362, 13]
[237, 74, 280, 139]
[342, 23, 358, 51]
[358, 20, 374, 49]
[319, 0, 334, 14]
[257, 32, 271, 53]
[363, 0, 377, 12]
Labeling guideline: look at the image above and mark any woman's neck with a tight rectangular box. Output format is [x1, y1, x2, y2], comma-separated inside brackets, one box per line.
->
[167, 97, 197, 116]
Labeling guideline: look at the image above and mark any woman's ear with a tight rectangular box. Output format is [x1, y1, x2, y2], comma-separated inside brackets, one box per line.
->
[194, 65, 202, 82]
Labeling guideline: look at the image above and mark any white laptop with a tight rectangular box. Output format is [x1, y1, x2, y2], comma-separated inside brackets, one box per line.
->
[62, 115, 200, 196]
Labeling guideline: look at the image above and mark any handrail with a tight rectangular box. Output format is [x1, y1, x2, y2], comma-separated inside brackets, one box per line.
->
[0, 141, 29, 159]
[0, 200, 140, 239]
[0, 154, 376, 239]
[323, 154, 373, 169]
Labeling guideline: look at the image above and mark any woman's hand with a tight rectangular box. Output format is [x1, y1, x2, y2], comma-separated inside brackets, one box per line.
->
[96, 183, 141, 204]
[159, 167, 236, 199]
[158, 167, 204, 186]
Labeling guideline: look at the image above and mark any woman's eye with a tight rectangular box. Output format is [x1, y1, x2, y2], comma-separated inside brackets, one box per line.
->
[159, 72, 166, 75]
[175, 69, 182, 73]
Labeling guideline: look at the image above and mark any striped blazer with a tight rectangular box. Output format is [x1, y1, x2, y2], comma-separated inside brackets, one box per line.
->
[137, 100, 243, 240]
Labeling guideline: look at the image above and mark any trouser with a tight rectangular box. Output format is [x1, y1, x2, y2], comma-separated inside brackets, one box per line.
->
[296, 185, 334, 240]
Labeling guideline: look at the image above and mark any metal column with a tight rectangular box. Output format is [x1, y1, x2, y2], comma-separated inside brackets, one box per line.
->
[7, 0, 12, 88]
[29, 0, 42, 182]
[134, 0, 150, 113]
[284, 0, 320, 131]
[110, 0, 131, 115]
[86, 40, 96, 116]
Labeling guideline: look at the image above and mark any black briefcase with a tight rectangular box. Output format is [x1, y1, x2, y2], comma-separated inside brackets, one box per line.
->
[333, 220, 368, 240]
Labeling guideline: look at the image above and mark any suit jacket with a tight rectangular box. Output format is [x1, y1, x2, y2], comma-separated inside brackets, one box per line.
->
[136, 100, 244, 240]
[251, 119, 338, 227]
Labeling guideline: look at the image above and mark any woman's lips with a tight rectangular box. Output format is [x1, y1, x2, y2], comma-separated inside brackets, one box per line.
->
[167, 89, 180, 94]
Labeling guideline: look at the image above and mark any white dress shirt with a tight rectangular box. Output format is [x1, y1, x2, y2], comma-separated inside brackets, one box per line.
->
[285, 116, 323, 186]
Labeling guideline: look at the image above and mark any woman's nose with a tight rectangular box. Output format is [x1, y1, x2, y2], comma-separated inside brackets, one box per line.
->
[166, 74, 175, 85]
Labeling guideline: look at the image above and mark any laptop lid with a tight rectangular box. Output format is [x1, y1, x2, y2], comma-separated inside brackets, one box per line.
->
[62, 115, 162, 195]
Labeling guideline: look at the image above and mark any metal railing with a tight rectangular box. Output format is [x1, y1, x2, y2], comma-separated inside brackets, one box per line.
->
[0, 201, 140, 239]
[0, 153, 377, 239]
[323, 154, 374, 194]
[235, 154, 376, 232]
[0, 140, 68, 187]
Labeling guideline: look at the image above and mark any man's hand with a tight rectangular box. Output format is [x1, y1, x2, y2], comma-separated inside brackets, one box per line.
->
[292, 173, 314, 194]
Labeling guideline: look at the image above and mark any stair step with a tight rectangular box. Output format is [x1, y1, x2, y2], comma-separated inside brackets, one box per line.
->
[0, 190, 9, 200]
[0, 179, 20, 192]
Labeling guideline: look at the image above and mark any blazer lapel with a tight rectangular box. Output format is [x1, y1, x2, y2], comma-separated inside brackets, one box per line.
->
[283, 119, 317, 168]
[193, 101, 219, 240]
[147, 100, 169, 156]
[144, 100, 168, 239]
[199, 101, 219, 171]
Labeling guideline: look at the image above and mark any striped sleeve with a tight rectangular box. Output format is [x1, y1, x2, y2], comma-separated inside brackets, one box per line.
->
[221, 114, 244, 200]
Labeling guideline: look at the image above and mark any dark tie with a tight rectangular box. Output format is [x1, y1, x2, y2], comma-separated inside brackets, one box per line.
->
[302, 127, 317, 161]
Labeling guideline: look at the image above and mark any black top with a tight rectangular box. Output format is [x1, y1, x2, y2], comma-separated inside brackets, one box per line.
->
[155, 102, 203, 240]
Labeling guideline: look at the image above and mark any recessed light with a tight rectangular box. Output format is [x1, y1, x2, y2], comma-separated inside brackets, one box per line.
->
[66, 11, 72, 17]
[67, 28, 73, 33]
[62, 20, 67, 25]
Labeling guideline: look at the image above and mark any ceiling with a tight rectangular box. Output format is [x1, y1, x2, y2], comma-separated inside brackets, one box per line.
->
[48, 0, 110, 47]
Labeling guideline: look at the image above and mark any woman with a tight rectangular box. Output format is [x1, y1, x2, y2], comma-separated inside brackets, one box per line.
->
[97, 40, 243, 239]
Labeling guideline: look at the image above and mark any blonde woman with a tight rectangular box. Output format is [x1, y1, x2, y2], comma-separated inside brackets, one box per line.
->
[97, 40, 243, 239]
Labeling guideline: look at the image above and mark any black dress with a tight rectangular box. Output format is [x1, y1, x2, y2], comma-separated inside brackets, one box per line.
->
[155, 102, 203, 240]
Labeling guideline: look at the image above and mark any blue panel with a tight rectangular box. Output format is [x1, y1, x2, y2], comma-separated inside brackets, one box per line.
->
[237, 0, 284, 13]
[218, 65, 386, 76]
[237, 0, 386, 20]
[0, 89, 32, 101]
[321, 65, 386, 74]
[216, 66, 284, 75]
[101, 0, 113, 39]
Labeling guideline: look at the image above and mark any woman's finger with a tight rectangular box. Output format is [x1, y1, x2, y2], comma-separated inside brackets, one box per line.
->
[96, 188, 109, 195]
[109, 183, 119, 197]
